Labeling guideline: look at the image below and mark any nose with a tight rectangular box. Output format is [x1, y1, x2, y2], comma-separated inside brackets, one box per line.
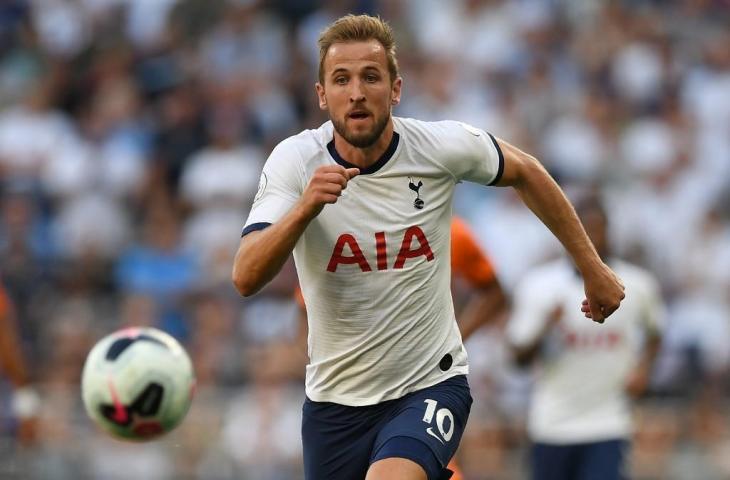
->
[349, 79, 365, 103]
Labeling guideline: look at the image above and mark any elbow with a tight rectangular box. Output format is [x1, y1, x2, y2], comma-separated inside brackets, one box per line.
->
[231, 267, 259, 297]
[232, 278, 258, 298]
[231, 240, 262, 297]
[232, 279, 254, 298]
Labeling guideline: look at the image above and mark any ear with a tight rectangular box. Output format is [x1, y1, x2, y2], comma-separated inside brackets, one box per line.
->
[315, 82, 327, 111]
[390, 76, 403, 106]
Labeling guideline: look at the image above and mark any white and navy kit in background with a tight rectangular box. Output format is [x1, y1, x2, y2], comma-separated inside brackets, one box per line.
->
[241, 117, 503, 479]
[507, 258, 664, 480]
[507, 258, 664, 444]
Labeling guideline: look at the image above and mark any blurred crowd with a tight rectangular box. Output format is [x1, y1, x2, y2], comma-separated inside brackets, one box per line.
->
[0, 0, 729, 478]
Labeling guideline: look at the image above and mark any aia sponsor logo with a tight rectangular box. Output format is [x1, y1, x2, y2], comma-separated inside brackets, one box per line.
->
[327, 226, 434, 272]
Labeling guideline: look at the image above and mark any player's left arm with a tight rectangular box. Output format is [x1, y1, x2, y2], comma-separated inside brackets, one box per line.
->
[492, 138, 625, 323]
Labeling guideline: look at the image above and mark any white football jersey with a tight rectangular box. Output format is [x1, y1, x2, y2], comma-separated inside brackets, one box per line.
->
[507, 259, 664, 443]
[243, 117, 503, 406]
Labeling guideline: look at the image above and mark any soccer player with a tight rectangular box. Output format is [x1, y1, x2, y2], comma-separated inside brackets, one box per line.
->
[232, 14, 625, 480]
[507, 194, 663, 480]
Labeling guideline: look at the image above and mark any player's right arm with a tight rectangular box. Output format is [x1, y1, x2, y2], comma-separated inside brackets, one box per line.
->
[493, 138, 624, 323]
[232, 164, 358, 297]
[437, 120, 623, 323]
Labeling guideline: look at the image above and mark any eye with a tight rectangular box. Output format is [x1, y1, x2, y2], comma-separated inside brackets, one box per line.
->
[365, 74, 379, 83]
[334, 76, 348, 85]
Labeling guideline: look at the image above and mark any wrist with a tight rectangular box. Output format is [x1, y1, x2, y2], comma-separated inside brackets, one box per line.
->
[293, 199, 322, 223]
[574, 252, 604, 275]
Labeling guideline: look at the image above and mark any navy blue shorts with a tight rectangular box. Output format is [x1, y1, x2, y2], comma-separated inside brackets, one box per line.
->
[302, 375, 472, 480]
[530, 439, 628, 480]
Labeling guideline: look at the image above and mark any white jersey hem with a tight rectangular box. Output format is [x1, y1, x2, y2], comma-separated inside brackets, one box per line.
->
[305, 367, 469, 407]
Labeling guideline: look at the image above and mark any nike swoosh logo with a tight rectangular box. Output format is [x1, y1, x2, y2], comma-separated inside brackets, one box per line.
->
[426, 427, 444, 444]
[459, 123, 482, 137]
[107, 378, 129, 424]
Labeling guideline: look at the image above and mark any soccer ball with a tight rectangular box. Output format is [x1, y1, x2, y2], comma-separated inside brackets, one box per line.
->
[81, 327, 195, 441]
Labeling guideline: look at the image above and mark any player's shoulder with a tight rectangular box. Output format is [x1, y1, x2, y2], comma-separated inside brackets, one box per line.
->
[269, 121, 334, 164]
[395, 116, 485, 141]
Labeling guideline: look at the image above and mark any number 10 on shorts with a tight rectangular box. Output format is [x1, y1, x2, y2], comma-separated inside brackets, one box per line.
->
[422, 399, 454, 444]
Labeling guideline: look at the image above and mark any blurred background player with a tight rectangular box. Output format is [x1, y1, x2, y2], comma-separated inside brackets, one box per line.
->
[0, 276, 39, 447]
[507, 193, 664, 480]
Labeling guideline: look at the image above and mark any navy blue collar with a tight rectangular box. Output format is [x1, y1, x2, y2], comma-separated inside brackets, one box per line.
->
[327, 132, 400, 175]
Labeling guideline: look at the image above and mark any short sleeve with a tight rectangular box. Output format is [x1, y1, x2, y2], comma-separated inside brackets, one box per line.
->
[241, 140, 304, 236]
[438, 121, 504, 186]
[506, 274, 556, 348]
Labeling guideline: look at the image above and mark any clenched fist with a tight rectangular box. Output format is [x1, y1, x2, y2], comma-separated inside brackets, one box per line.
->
[300, 165, 360, 217]
[580, 262, 625, 324]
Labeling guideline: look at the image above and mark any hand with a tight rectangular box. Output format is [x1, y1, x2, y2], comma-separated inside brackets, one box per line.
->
[299, 165, 360, 217]
[625, 367, 651, 399]
[579, 263, 625, 324]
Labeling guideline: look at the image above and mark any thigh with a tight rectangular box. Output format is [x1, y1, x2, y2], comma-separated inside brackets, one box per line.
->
[576, 439, 629, 480]
[370, 375, 472, 480]
[302, 398, 387, 480]
[366, 457, 428, 480]
[530, 442, 578, 480]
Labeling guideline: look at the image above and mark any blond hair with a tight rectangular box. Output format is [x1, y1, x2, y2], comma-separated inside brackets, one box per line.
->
[318, 14, 399, 84]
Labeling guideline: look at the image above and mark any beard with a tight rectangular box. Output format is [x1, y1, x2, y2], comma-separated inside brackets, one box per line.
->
[331, 110, 390, 149]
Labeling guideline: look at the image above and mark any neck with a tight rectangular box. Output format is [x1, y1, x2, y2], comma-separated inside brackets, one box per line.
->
[332, 119, 394, 169]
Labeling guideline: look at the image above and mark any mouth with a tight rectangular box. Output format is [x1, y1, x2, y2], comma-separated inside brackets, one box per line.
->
[347, 110, 371, 121]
